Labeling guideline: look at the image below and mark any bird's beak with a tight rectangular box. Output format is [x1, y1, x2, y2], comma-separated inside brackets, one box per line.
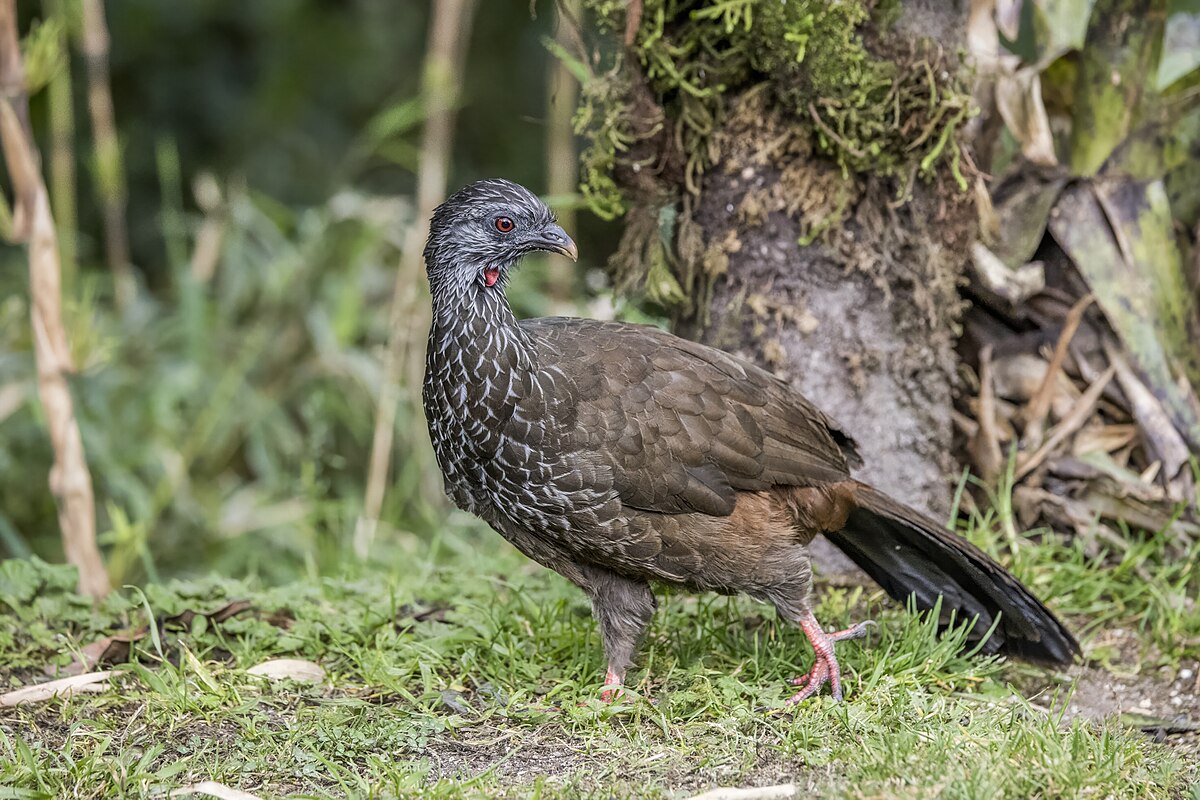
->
[530, 223, 578, 261]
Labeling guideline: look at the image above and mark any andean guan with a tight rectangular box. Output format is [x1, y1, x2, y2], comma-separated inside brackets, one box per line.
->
[422, 178, 1079, 704]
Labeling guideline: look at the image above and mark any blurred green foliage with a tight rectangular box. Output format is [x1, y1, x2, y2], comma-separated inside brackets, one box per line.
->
[0, 1, 617, 581]
[1, 186, 420, 582]
[98, 0, 565, 272]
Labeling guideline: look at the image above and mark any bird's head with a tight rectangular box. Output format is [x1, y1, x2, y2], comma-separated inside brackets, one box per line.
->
[424, 178, 577, 294]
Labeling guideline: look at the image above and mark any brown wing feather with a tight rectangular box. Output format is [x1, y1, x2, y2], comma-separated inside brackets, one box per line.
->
[523, 317, 860, 517]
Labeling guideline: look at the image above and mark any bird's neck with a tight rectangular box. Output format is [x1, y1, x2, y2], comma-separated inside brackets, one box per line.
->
[426, 273, 535, 380]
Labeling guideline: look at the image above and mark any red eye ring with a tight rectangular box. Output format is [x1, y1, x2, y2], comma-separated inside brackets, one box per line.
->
[494, 216, 515, 233]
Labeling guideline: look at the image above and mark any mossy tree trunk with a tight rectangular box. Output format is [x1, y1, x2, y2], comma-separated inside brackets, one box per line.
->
[576, 0, 976, 515]
[573, 0, 1199, 534]
[691, 143, 969, 516]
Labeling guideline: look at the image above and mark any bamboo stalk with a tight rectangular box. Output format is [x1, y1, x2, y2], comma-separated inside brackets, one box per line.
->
[356, 0, 477, 557]
[544, 0, 581, 302]
[79, 0, 133, 308]
[0, 0, 108, 597]
[43, 0, 77, 292]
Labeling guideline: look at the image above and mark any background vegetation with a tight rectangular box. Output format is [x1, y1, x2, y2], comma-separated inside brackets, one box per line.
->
[1, 0, 617, 584]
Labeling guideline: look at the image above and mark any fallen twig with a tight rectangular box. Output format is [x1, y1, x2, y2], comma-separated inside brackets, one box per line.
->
[1016, 365, 1116, 482]
[1024, 293, 1093, 448]
[969, 345, 1004, 482]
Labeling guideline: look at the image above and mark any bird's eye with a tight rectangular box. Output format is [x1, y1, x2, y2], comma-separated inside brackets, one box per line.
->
[494, 216, 515, 233]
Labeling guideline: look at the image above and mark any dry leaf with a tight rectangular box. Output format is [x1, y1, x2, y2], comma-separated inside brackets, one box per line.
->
[1071, 424, 1138, 456]
[995, 67, 1058, 166]
[56, 633, 138, 677]
[992, 353, 1080, 419]
[55, 599, 254, 677]
[995, 0, 1023, 41]
[246, 659, 325, 684]
[0, 671, 112, 707]
[985, 172, 1067, 267]
[970, 242, 1046, 305]
[1051, 181, 1200, 452]
[164, 599, 254, 629]
[968, 0, 1018, 71]
[1106, 343, 1191, 482]
[170, 781, 263, 800]
[1074, 451, 1164, 498]
[685, 785, 797, 800]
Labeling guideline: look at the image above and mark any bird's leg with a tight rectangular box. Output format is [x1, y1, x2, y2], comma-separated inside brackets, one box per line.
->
[601, 667, 624, 702]
[585, 571, 656, 702]
[787, 612, 875, 704]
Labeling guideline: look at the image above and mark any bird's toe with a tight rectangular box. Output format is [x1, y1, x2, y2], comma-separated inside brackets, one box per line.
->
[829, 619, 877, 643]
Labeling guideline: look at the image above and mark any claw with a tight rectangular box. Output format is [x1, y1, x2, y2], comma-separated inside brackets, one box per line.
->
[785, 614, 874, 704]
[787, 654, 837, 703]
[829, 620, 876, 642]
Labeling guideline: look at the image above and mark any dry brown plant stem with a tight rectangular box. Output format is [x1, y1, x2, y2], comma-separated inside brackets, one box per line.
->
[357, 0, 477, 556]
[545, 0, 581, 301]
[969, 345, 1004, 482]
[1015, 366, 1116, 482]
[43, 0, 77, 289]
[1023, 293, 1094, 448]
[0, 0, 108, 596]
[80, 0, 133, 307]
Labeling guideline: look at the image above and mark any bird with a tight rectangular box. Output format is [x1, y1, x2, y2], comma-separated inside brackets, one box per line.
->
[421, 178, 1079, 704]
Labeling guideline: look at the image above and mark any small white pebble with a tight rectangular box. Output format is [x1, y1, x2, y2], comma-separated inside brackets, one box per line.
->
[1171, 696, 1183, 706]
[1180, 668, 1194, 680]
[726, 203, 735, 213]
[741, 167, 755, 180]
[1138, 697, 1153, 709]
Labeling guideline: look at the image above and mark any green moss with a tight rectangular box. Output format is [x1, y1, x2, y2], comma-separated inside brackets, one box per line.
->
[872, 0, 904, 31]
[575, 0, 975, 219]
[574, 73, 640, 220]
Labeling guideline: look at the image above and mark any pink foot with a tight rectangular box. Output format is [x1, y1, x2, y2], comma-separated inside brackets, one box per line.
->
[599, 668, 623, 702]
[786, 617, 875, 704]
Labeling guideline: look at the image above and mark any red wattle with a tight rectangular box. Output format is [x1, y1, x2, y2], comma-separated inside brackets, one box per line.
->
[484, 268, 500, 287]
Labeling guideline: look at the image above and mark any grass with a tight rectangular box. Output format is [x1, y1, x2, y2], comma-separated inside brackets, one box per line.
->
[1, 509, 1197, 799]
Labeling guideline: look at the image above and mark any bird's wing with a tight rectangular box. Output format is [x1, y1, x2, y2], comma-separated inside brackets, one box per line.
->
[523, 317, 860, 516]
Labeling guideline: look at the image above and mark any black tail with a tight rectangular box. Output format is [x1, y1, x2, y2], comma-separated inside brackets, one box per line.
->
[823, 483, 1080, 666]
